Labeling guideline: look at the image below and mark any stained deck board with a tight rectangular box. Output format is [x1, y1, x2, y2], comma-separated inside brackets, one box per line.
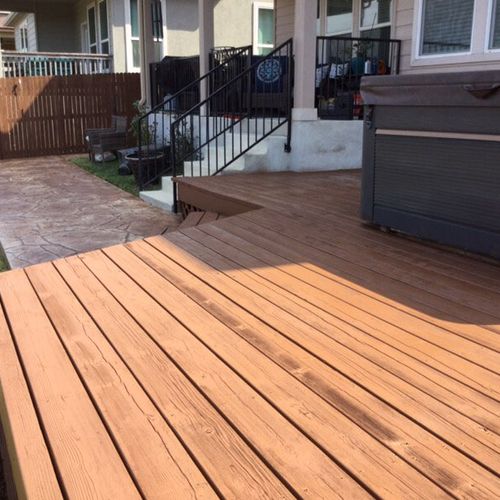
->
[159, 230, 500, 470]
[128, 239, 498, 498]
[0, 171, 499, 497]
[196, 219, 500, 383]
[0, 295, 62, 500]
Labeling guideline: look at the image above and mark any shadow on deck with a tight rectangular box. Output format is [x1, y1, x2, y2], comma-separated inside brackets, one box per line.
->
[0, 170, 498, 498]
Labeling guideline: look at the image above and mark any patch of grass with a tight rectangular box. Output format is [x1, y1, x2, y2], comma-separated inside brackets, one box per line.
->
[71, 157, 139, 196]
[0, 245, 9, 273]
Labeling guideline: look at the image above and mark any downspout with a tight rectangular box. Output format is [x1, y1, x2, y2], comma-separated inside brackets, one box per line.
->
[138, 0, 154, 106]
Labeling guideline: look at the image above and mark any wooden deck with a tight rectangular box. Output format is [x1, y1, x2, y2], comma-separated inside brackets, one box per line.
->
[0, 171, 499, 498]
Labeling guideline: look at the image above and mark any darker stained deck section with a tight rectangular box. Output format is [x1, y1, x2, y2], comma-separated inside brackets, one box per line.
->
[0, 171, 499, 498]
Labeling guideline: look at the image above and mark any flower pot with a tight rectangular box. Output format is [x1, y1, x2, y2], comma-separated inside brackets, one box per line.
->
[125, 151, 166, 187]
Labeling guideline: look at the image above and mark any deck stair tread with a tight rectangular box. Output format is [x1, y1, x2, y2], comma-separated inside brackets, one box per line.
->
[0, 171, 499, 498]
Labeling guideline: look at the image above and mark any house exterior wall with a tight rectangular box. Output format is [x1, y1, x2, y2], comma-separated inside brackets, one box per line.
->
[34, 3, 78, 52]
[395, 0, 500, 74]
[10, 13, 38, 51]
[275, 0, 500, 74]
[275, 0, 294, 46]
[165, 0, 273, 57]
[164, 0, 198, 56]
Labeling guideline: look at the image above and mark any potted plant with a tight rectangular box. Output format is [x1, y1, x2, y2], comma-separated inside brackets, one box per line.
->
[125, 101, 166, 187]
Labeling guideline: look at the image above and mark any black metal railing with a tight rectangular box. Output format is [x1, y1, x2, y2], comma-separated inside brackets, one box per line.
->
[170, 38, 294, 211]
[316, 35, 401, 119]
[150, 46, 251, 108]
[137, 45, 253, 191]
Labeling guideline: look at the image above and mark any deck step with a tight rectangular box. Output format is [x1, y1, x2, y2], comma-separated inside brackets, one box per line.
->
[178, 211, 221, 230]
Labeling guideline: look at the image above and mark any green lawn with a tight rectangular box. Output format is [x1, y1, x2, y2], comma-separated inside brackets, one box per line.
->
[72, 157, 139, 196]
[0, 247, 9, 273]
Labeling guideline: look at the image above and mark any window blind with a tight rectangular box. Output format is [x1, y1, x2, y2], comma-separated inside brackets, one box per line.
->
[490, 0, 500, 49]
[421, 0, 474, 55]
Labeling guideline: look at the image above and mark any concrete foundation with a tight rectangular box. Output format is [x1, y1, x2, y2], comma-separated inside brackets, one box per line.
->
[243, 119, 364, 173]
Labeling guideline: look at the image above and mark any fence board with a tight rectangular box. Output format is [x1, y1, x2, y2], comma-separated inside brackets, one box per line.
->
[0, 73, 140, 159]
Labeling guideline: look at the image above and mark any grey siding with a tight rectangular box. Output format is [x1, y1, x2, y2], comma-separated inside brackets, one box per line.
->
[35, 4, 78, 52]
[275, 0, 294, 45]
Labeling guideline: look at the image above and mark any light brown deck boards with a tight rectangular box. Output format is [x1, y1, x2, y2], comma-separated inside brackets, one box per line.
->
[157, 231, 500, 470]
[0, 170, 499, 497]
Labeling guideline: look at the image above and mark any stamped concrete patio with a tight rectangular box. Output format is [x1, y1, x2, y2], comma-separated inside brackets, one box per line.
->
[0, 156, 179, 268]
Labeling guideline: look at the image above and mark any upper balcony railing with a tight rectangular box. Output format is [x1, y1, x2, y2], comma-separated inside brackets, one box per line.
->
[316, 35, 401, 119]
[0, 50, 113, 78]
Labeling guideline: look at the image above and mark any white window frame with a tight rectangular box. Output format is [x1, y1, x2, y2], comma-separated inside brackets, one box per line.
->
[19, 21, 29, 52]
[411, 0, 500, 67]
[125, 0, 141, 72]
[486, 0, 500, 52]
[151, 0, 167, 61]
[97, 0, 110, 54]
[87, 3, 98, 54]
[81, 22, 89, 53]
[253, 2, 274, 55]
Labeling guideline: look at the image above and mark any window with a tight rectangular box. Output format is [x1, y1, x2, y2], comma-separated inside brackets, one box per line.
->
[420, 0, 474, 55]
[361, 0, 392, 30]
[151, 0, 164, 61]
[130, 0, 140, 68]
[326, 0, 352, 35]
[98, 0, 109, 54]
[489, 0, 500, 49]
[19, 24, 29, 51]
[88, 5, 97, 54]
[81, 22, 89, 52]
[318, 1, 392, 38]
[253, 3, 274, 55]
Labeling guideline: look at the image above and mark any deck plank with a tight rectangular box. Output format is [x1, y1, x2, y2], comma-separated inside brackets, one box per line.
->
[0, 269, 141, 499]
[241, 208, 500, 350]
[211, 216, 500, 376]
[25, 263, 217, 500]
[0, 294, 62, 500]
[128, 238, 500, 498]
[155, 232, 500, 471]
[179, 225, 500, 421]
[1, 171, 499, 497]
[237, 210, 500, 334]
[54, 256, 291, 499]
[103, 244, 451, 499]
[80, 248, 371, 499]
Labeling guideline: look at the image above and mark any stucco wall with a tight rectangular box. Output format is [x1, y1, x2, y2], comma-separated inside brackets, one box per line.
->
[165, 0, 273, 57]
[164, 0, 198, 56]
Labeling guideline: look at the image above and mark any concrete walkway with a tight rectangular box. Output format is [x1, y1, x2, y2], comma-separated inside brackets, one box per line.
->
[0, 156, 179, 268]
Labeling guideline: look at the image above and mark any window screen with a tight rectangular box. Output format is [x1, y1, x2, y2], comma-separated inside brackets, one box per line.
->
[490, 0, 500, 49]
[326, 0, 353, 34]
[421, 0, 474, 55]
[361, 0, 392, 28]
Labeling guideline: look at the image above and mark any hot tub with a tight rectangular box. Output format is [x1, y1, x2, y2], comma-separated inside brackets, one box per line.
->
[360, 70, 500, 259]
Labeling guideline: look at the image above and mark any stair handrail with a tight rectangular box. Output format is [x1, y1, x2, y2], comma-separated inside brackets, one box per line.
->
[141, 44, 252, 119]
[170, 38, 294, 208]
[137, 44, 253, 190]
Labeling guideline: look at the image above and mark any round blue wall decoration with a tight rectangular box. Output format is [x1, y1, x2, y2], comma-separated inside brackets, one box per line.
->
[257, 58, 282, 84]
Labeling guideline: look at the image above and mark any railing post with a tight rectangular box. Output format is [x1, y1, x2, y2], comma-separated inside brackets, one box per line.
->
[170, 123, 178, 212]
[285, 39, 293, 153]
[0, 50, 4, 78]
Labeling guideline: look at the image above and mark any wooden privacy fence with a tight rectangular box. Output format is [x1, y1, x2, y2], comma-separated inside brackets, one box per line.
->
[0, 73, 140, 159]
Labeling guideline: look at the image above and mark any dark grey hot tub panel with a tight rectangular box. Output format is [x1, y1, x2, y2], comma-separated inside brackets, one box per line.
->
[361, 70, 500, 259]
